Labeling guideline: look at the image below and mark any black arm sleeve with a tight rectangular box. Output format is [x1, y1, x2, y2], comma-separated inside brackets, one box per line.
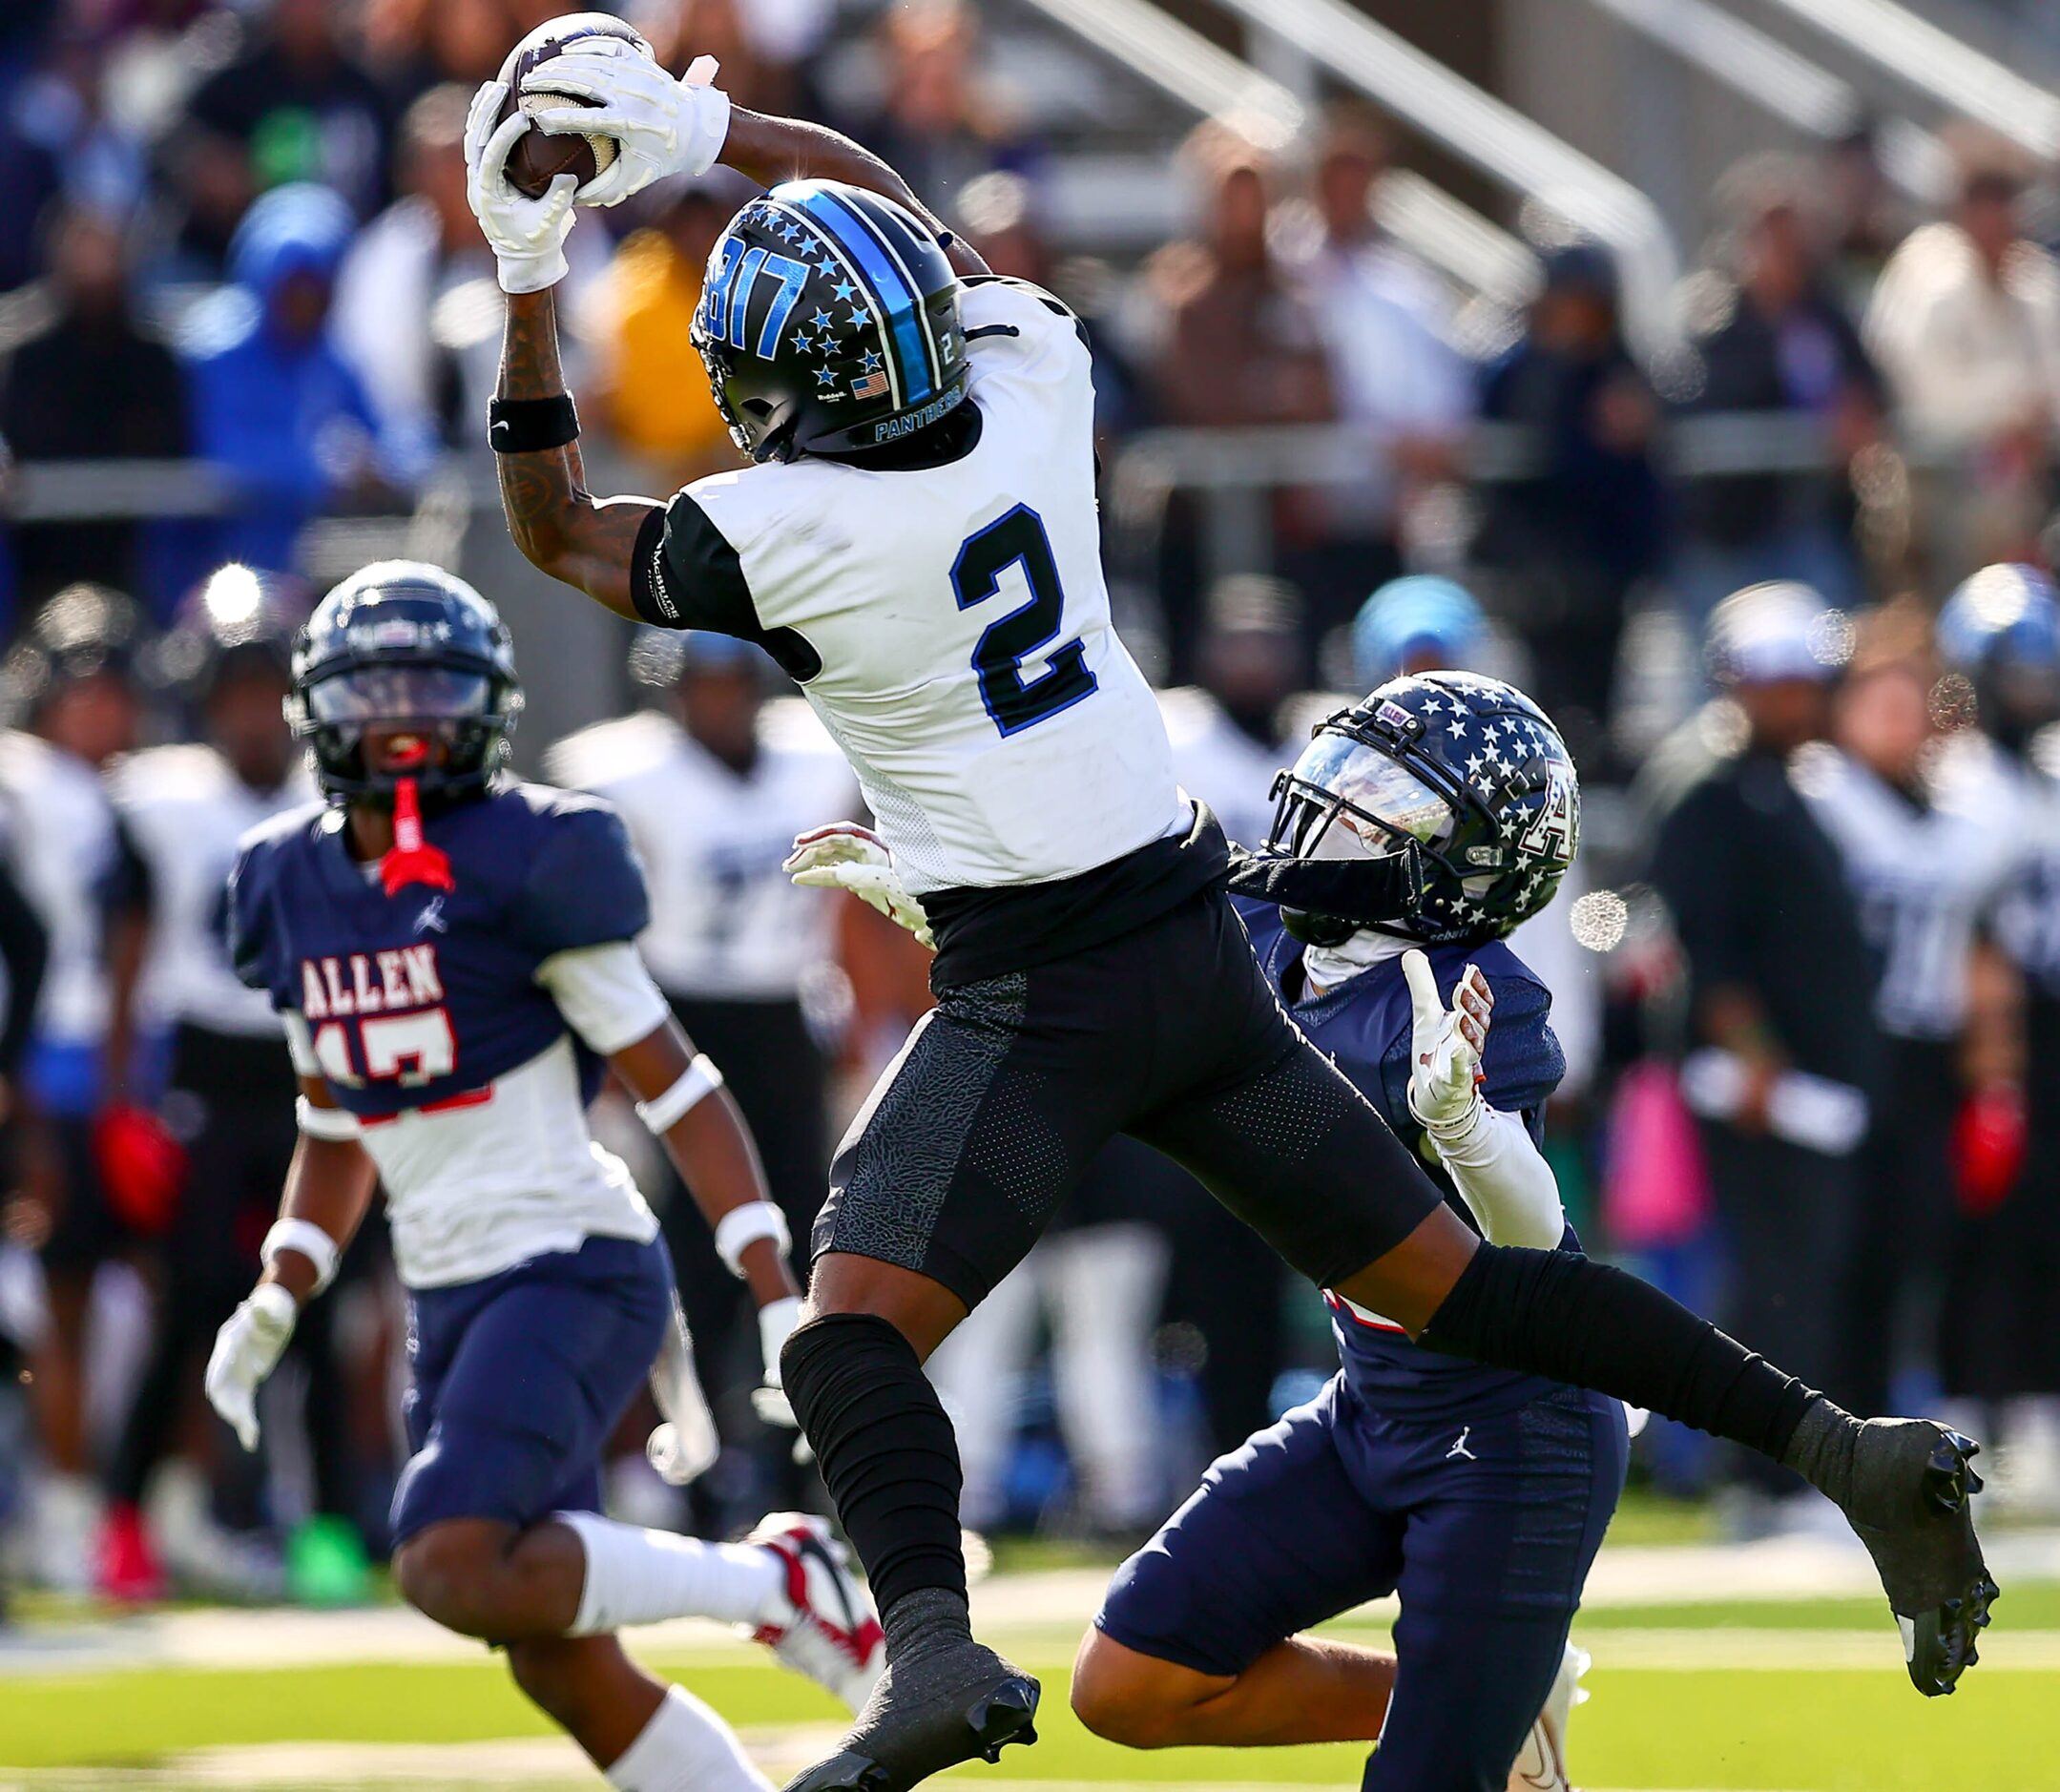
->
[0, 858, 49, 1074]
[629, 489, 823, 680]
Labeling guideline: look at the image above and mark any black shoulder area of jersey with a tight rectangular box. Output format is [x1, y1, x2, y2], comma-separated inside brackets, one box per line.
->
[630, 492, 822, 682]
[499, 781, 653, 958]
[226, 797, 330, 993]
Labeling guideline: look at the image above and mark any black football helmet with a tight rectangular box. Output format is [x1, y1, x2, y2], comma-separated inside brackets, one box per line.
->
[2, 582, 151, 723]
[286, 561, 522, 802]
[691, 177, 969, 463]
[1939, 563, 2060, 752]
[1265, 672, 1580, 946]
[156, 564, 306, 701]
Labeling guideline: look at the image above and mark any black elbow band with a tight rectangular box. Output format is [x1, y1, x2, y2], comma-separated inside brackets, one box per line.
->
[488, 393, 579, 453]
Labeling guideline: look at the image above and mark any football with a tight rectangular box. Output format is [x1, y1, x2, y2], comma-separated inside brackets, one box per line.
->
[493, 11, 650, 200]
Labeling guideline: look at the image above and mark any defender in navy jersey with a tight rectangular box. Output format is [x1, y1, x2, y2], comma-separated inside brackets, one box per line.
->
[470, 36, 1991, 1788]
[805, 676, 1624, 1789]
[208, 563, 883, 1792]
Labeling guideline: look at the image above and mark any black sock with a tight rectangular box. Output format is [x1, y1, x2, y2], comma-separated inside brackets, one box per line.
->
[781, 1312, 970, 1637]
[1417, 1242, 1820, 1461]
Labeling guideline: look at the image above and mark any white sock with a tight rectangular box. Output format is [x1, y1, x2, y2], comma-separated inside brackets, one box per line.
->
[606, 1683, 770, 1792]
[557, 1511, 784, 1636]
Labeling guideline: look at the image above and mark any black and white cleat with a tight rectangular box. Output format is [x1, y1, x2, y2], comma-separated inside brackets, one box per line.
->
[780, 1646, 1040, 1792]
[1842, 1422, 1999, 1697]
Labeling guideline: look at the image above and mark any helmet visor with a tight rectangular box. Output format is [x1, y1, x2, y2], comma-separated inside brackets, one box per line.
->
[305, 665, 493, 727]
[1278, 734, 1456, 861]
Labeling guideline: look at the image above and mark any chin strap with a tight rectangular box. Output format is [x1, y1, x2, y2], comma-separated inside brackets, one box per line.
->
[380, 777, 455, 897]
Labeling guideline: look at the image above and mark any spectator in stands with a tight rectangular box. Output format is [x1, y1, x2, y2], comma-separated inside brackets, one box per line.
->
[1820, 123, 1911, 319]
[1146, 126, 1334, 668]
[361, 0, 529, 106]
[1296, 107, 1471, 637]
[2, 202, 189, 612]
[578, 179, 740, 482]
[1474, 241, 1664, 764]
[180, 182, 399, 573]
[1866, 128, 2060, 579]
[640, 0, 827, 123]
[332, 84, 501, 462]
[858, 0, 1032, 214]
[1648, 582, 1879, 1530]
[1673, 156, 1883, 632]
[178, 0, 392, 225]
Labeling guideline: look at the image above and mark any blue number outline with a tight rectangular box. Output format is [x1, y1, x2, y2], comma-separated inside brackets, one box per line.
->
[950, 504, 1099, 738]
[754, 254, 812, 359]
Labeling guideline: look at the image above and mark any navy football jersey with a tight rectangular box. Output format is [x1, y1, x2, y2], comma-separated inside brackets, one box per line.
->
[228, 783, 650, 1121]
[1237, 896, 1572, 1421]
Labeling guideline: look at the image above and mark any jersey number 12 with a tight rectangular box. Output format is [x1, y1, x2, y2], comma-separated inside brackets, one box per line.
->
[952, 505, 1098, 737]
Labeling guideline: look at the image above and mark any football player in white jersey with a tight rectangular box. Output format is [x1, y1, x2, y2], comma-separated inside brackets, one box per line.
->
[547, 627, 857, 1519]
[0, 584, 154, 1592]
[100, 569, 334, 1603]
[469, 35, 1995, 1788]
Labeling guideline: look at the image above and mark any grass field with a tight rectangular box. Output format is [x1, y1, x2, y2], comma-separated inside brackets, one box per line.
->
[4, 1536, 2056, 1791]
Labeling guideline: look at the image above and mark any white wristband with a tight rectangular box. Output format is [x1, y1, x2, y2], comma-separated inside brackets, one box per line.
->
[714, 1200, 792, 1279]
[635, 1053, 724, 1134]
[261, 1218, 342, 1296]
[296, 1095, 362, 1141]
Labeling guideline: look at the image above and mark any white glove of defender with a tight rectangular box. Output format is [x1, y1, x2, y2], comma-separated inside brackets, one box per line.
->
[521, 39, 729, 208]
[647, 1291, 721, 1486]
[750, 1294, 803, 1431]
[465, 80, 579, 294]
[1402, 949, 1492, 1136]
[785, 824, 934, 949]
[205, 1282, 297, 1451]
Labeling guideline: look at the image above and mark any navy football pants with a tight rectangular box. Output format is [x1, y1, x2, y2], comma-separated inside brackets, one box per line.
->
[1095, 1375, 1627, 1792]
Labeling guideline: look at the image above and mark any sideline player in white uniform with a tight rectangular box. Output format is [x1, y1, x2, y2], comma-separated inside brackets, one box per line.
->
[205, 564, 881, 1792]
[468, 28, 1994, 1789]
[100, 568, 331, 1602]
[547, 628, 856, 1516]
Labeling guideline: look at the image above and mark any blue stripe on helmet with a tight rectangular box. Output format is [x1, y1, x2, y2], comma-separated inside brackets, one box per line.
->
[789, 187, 932, 405]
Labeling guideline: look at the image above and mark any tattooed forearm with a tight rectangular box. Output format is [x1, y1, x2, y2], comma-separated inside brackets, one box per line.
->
[494, 289, 657, 618]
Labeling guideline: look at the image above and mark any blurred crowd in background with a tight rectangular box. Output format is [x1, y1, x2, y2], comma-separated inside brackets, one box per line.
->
[2, 0, 2059, 1611]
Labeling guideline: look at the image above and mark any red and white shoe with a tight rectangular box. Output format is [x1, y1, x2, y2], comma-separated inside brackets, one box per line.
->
[744, 1511, 884, 1712]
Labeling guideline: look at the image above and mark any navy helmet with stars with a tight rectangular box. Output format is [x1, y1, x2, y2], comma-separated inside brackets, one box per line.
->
[690, 177, 969, 464]
[1264, 671, 1580, 946]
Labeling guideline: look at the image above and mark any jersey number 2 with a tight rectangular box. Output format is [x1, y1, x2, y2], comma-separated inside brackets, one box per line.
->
[951, 505, 1098, 737]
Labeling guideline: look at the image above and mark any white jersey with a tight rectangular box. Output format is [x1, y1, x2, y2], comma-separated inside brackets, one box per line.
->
[112, 745, 312, 1038]
[1795, 740, 2020, 1041]
[1987, 739, 2060, 996]
[544, 701, 856, 1000]
[1157, 688, 1293, 851]
[658, 278, 1186, 894]
[283, 942, 667, 1290]
[0, 731, 123, 1048]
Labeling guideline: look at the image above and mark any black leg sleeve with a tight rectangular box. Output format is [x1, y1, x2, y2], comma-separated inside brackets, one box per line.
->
[1419, 1242, 1821, 1461]
[781, 1312, 968, 1621]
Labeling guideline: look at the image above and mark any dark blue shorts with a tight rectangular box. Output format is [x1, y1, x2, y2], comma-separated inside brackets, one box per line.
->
[1096, 1374, 1627, 1792]
[390, 1233, 672, 1546]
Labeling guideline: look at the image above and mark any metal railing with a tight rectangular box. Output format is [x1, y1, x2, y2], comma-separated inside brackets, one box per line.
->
[1756, 0, 2060, 158]
[1012, 0, 1539, 306]
[1209, 0, 1682, 350]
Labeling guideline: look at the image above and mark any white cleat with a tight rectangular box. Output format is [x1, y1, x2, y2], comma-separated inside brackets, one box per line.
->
[1507, 1639, 1588, 1791]
[744, 1511, 885, 1713]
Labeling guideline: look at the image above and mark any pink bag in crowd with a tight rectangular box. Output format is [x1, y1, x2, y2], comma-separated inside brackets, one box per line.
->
[1602, 1060, 1713, 1249]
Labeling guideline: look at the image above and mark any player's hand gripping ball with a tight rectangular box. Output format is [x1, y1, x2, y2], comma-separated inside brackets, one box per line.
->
[511, 20, 729, 208]
[1403, 949, 1491, 1136]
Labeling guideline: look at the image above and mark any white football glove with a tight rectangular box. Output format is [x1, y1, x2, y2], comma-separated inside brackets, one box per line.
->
[785, 824, 934, 949]
[647, 1290, 720, 1486]
[520, 39, 729, 208]
[1402, 949, 1491, 1137]
[750, 1294, 803, 1431]
[205, 1282, 297, 1452]
[465, 79, 579, 294]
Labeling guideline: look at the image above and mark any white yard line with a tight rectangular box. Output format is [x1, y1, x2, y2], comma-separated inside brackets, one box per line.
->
[2, 1532, 2055, 1678]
